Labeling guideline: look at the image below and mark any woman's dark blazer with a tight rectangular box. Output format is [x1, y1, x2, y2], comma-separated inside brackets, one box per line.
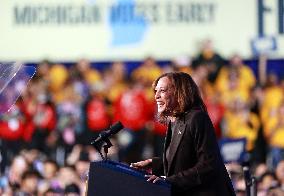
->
[152, 108, 236, 196]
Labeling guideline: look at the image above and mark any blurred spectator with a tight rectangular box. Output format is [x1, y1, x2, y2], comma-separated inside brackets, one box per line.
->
[42, 159, 58, 180]
[204, 94, 225, 139]
[234, 173, 246, 194]
[55, 75, 85, 157]
[218, 66, 250, 107]
[31, 100, 57, 153]
[34, 60, 52, 84]
[190, 64, 225, 138]
[0, 103, 26, 172]
[81, 84, 111, 145]
[0, 104, 25, 141]
[260, 72, 283, 125]
[102, 61, 128, 103]
[55, 165, 81, 192]
[48, 63, 68, 104]
[267, 187, 284, 196]
[16, 75, 57, 155]
[66, 144, 102, 166]
[192, 39, 226, 83]
[113, 78, 153, 163]
[65, 183, 80, 196]
[222, 99, 260, 152]
[20, 149, 41, 169]
[275, 160, 284, 189]
[69, 59, 101, 102]
[72, 58, 101, 87]
[17, 170, 41, 196]
[254, 163, 269, 179]
[43, 187, 64, 196]
[264, 101, 284, 169]
[74, 150, 90, 182]
[7, 155, 28, 192]
[85, 87, 110, 132]
[191, 63, 211, 97]
[257, 171, 279, 195]
[132, 57, 162, 87]
[216, 54, 256, 95]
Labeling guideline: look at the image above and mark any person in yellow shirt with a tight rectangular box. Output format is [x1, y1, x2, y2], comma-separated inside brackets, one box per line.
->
[215, 54, 256, 95]
[131, 57, 162, 87]
[222, 99, 260, 152]
[218, 67, 250, 107]
[72, 58, 101, 87]
[131, 57, 163, 102]
[102, 61, 128, 103]
[48, 63, 69, 104]
[260, 72, 283, 126]
[264, 101, 284, 169]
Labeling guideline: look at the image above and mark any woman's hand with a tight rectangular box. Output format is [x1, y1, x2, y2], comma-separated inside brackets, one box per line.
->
[130, 159, 152, 173]
[145, 175, 164, 183]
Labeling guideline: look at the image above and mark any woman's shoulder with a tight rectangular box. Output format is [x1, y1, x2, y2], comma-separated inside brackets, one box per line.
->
[184, 107, 209, 120]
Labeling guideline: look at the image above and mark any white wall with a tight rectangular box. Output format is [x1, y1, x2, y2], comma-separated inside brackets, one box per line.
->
[0, 0, 282, 61]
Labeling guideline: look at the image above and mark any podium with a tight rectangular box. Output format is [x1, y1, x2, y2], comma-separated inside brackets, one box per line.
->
[87, 160, 171, 196]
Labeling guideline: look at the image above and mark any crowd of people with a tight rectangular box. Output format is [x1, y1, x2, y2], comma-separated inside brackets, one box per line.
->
[1, 40, 284, 195]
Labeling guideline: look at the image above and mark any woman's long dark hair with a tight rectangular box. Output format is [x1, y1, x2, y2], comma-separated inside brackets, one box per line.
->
[153, 72, 207, 123]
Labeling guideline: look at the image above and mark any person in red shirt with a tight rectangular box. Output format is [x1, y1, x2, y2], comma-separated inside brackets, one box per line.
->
[113, 79, 153, 163]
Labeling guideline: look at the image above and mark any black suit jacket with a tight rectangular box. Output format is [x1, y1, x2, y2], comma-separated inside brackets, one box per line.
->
[152, 108, 236, 196]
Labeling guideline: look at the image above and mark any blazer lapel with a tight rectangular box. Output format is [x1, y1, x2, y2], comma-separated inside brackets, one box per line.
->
[166, 119, 186, 175]
[163, 122, 172, 175]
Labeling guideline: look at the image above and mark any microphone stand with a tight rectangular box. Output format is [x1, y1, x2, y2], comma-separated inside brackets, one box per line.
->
[102, 138, 113, 160]
[251, 176, 257, 196]
[242, 164, 257, 196]
[87, 131, 116, 195]
[92, 138, 113, 161]
[90, 121, 123, 161]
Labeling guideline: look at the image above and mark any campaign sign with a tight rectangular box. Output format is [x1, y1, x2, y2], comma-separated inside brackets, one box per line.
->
[251, 36, 277, 56]
[219, 138, 247, 164]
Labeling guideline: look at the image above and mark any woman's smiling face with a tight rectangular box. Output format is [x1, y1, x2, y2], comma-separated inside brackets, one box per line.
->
[154, 77, 177, 115]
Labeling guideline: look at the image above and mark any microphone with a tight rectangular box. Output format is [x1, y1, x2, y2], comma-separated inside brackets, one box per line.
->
[91, 121, 124, 145]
